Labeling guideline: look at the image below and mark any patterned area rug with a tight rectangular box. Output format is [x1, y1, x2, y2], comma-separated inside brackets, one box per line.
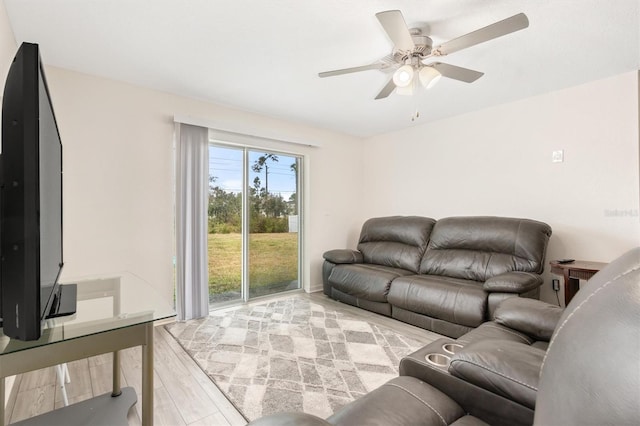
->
[165, 295, 426, 421]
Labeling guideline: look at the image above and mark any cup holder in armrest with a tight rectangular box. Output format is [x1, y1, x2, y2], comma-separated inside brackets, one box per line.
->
[442, 343, 463, 355]
[425, 353, 451, 367]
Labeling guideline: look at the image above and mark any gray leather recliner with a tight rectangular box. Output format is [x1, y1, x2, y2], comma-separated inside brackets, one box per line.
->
[248, 247, 640, 426]
[396, 296, 565, 423]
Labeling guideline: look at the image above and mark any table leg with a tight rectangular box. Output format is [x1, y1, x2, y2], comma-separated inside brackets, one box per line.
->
[112, 351, 122, 397]
[563, 269, 580, 306]
[141, 323, 154, 426]
[0, 376, 5, 426]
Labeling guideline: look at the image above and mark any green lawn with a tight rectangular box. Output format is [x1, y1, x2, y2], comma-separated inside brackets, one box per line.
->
[208, 232, 298, 296]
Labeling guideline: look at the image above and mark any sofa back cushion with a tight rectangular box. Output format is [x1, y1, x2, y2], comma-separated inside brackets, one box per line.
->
[357, 216, 436, 273]
[420, 216, 552, 281]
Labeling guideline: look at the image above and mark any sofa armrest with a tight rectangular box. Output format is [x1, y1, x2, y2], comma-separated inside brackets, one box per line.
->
[323, 249, 363, 264]
[493, 297, 563, 341]
[449, 340, 545, 410]
[483, 272, 542, 294]
[247, 412, 331, 426]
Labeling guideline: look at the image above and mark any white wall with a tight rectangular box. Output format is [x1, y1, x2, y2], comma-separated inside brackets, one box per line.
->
[45, 68, 364, 300]
[0, 4, 365, 304]
[363, 71, 640, 304]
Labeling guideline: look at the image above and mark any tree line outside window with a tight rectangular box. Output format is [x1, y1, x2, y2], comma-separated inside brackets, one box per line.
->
[208, 153, 298, 234]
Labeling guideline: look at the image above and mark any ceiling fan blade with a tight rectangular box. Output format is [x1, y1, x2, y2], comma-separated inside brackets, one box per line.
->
[430, 62, 484, 83]
[375, 10, 415, 52]
[318, 63, 386, 78]
[435, 13, 529, 56]
[374, 77, 396, 100]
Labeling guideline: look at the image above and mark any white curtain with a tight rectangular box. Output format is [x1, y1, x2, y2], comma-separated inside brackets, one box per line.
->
[175, 123, 209, 320]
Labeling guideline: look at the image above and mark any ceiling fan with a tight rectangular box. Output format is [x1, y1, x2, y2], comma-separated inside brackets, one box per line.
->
[318, 10, 529, 99]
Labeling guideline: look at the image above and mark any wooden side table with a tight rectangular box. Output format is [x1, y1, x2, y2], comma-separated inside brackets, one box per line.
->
[550, 260, 607, 306]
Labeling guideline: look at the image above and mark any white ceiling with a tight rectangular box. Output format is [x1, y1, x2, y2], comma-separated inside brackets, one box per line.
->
[4, 0, 640, 138]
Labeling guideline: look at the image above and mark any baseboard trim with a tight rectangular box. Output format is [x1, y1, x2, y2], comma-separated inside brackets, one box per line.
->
[308, 283, 323, 293]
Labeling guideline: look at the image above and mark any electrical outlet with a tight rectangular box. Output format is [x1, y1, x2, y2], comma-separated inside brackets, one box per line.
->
[552, 279, 560, 291]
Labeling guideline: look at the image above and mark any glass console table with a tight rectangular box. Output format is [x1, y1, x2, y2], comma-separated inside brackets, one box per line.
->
[0, 272, 175, 426]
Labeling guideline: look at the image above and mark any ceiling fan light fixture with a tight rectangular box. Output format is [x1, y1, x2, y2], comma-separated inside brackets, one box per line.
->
[319, 10, 529, 100]
[393, 64, 414, 88]
[419, 66, 442, 89]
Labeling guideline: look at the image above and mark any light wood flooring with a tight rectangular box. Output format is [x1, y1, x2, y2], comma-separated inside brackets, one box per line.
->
[4, 292, 440, 425]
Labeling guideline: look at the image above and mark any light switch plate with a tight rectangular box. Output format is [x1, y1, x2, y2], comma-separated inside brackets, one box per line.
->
[552, 150, 564, 163]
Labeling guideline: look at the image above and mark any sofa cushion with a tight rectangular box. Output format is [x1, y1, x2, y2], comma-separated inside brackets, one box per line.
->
[420, 217, 552, 281]
[450, 416, 490, 426]
[328, 264, 413, 303]
[323, 249, 363, 264]
[388, 275, 487, 328]
[494, 297, 564, 341]
[483, 272, 543, 293]
[357, 216, 436, 273]
[457, 322, 535, 346]
[449, 340, 544, 410]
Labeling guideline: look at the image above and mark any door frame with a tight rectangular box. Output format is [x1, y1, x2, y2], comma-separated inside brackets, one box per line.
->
[209, 141, 304, 305]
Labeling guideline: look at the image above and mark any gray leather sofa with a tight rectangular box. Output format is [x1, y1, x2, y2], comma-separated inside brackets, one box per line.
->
[323, 216, 552, 337]
[248, 247, 640, 426]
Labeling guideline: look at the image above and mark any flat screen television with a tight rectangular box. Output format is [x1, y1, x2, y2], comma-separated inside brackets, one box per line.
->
[1, 42, 75, 341]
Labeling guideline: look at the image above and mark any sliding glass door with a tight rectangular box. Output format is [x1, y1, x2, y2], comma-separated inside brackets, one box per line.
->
[248, 151, 299, 298]
[208, 145, 301, 305]
[207, 146, 243, 304]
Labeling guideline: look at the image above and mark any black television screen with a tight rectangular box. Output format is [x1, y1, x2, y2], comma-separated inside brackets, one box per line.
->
[1, 42, 64, 340]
